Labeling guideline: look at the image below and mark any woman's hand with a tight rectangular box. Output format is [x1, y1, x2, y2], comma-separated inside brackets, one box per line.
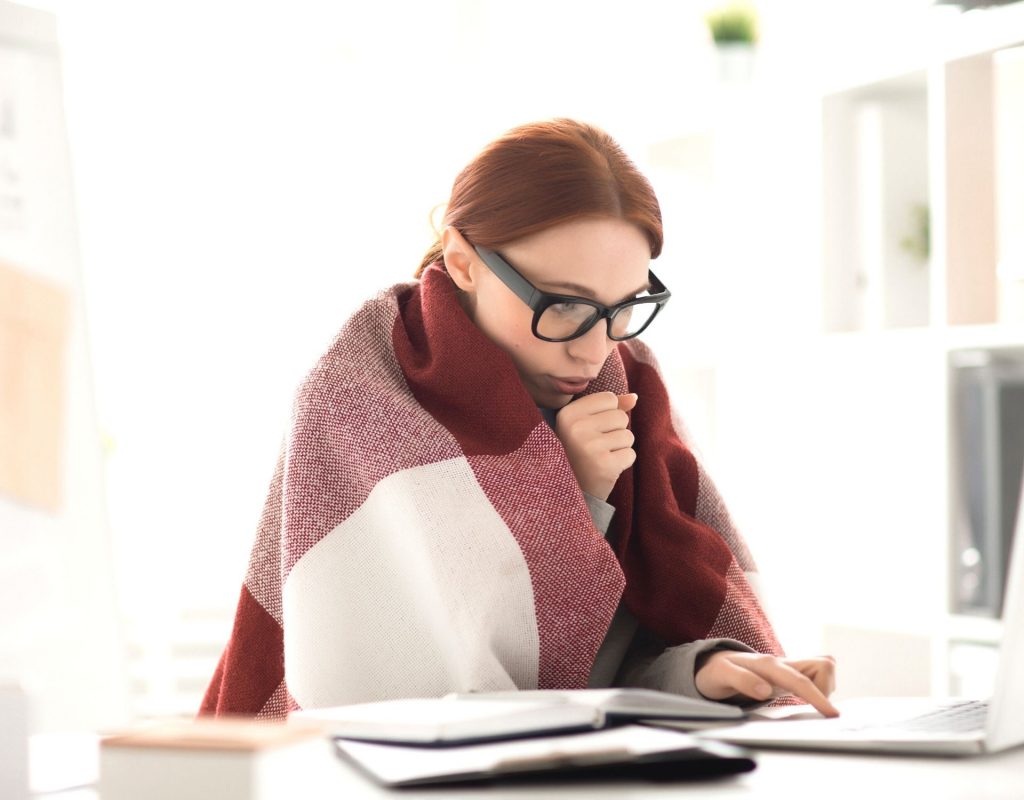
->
[695, 651, 840, 718]
[554, 392, 638, 502]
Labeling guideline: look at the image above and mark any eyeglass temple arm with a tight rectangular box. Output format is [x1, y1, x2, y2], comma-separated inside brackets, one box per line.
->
[474, 246, 541, 307]
[645, 269, 669, 299]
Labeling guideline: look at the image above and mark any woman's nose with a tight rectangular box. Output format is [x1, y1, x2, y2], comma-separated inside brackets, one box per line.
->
[566, 320, 613, 366]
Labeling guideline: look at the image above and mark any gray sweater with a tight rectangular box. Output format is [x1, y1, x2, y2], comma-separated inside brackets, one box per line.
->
[538, 405, 754, 699]
[582, 492, 754, 698]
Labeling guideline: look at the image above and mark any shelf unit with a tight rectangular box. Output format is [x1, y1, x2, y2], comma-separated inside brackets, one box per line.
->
[822, 69, 931, 332]
[647, 4, 1024, 701]
[822, 6, 1024, 334]
[816, 5, 1024, 697]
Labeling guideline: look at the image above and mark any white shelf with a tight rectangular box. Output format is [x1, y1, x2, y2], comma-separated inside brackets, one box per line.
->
[822, 2, 1024, 96]
[822, 71, 930, 332]
[822, 9, 1024, 335]
[945, 613, 1004, 646]
[654, 5, 1024, 700]
[817, 6, 1024, 696]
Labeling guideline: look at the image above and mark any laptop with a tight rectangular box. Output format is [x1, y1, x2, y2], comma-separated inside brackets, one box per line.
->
[691, 474, 1024, 756]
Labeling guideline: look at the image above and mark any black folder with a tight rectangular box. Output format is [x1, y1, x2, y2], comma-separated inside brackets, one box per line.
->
[334, 723, 756, 787]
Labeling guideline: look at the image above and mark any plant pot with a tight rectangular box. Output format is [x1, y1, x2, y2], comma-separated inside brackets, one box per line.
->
[715, 42, 756, 83]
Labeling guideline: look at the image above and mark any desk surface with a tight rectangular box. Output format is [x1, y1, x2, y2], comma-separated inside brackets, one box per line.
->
[34, 732, 1024, 800]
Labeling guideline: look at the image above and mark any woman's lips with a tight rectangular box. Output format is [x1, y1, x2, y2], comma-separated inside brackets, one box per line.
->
[550, 376, 593, 395]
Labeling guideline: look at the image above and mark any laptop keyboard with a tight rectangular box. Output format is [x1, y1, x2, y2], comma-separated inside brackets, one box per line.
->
[877, 700, 989, 734]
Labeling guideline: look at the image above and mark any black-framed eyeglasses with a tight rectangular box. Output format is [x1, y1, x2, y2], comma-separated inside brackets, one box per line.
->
[473, 245, 671, 342]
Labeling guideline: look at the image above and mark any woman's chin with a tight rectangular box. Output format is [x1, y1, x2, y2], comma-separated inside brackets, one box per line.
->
[527, 386, 572, 410]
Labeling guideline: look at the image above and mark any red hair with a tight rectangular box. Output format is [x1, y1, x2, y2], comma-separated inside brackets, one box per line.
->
[416, 119, 663, 277]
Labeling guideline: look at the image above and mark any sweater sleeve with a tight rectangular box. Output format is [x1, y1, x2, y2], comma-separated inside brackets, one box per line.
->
[583, 492, 615, 535]
[582, 490, 756, 702]
[615, 635, 757, 702]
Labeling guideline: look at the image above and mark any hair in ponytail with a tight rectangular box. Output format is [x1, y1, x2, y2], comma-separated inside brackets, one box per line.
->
[416, 118, 663, 277]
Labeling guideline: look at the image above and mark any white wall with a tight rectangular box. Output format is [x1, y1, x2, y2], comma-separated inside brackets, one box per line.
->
[0, 1, 128, 733]
[49, 1, 726, 620]
[13, 0, 966, 715]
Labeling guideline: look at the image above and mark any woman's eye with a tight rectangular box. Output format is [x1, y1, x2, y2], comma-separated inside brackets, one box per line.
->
[551, 302, 583, 315]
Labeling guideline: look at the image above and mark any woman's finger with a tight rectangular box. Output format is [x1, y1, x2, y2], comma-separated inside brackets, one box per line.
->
[785, 657, 837, 697]
[714, 657, 776, 702]
[602, 428, 635, 453]
[748, 657, 840, 717]
[591, 408, 631, 433]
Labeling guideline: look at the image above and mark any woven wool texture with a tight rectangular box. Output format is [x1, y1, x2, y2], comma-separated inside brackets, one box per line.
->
[200, 264, 783, 718]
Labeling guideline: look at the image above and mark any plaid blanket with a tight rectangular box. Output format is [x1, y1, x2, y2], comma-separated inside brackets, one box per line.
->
[200, 264, 783, 718]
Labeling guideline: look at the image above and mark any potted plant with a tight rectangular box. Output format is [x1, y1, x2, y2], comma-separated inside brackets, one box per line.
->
[705, 1, 759, 82]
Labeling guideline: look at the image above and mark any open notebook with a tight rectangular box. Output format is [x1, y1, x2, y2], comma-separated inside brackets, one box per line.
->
[295, 690, 753, 786]
[689, 472, 1024, 756]
[293, 688, 742, 745]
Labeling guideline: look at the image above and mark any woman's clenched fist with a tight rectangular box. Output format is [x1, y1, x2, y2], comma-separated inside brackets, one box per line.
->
[554, 391, 638, 501]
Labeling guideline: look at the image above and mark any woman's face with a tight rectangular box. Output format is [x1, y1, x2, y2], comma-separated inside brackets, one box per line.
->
[442, 217, 653, 409]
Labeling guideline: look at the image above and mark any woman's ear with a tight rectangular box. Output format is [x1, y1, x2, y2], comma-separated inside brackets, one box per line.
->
[441, 226, 478, 293]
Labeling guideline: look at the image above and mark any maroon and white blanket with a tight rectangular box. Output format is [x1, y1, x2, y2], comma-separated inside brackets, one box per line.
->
[200, 264, 783, 719]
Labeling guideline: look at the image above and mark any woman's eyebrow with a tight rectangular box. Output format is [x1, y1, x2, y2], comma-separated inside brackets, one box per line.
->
[543, 279, 652, 304]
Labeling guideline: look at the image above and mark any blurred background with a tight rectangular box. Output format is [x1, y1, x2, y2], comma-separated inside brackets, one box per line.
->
[2, 0, 1023, 732]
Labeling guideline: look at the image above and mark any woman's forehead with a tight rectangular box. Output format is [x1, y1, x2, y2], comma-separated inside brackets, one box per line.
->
[500, 218, 651, 302]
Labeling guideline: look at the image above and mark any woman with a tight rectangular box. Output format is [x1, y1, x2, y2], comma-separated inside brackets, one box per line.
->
[201, 119, 837, 719]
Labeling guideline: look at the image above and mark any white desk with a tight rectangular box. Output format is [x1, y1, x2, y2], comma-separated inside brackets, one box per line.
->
[33, 732, 1024, 800]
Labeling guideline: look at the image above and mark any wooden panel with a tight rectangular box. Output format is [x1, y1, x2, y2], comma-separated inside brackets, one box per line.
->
[994, 45, 1024, 322]
[0, 260, 69, 511]
[944, 55, 999, 326]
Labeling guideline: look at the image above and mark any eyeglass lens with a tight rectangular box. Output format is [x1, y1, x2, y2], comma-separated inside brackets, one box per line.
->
[536, 300, 658, 341]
